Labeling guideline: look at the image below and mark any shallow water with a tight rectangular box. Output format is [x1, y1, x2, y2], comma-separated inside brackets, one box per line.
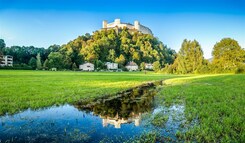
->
[0, 82, 187, 142]
[0, 104, 154, 143]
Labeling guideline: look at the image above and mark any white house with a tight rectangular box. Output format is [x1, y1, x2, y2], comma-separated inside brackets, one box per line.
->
[79, 62, 94, 71]
[105, 62, 118, 70]
[0, 55, 13, 67]
[125, 61, 138, 71]
[145, 63, 153, 70]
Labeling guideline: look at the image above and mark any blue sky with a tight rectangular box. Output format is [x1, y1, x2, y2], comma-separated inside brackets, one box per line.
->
[0, 0, 244, 58]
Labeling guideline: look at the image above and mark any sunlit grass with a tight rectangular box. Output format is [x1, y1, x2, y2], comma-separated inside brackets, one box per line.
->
[0, 70, 180, 115]
[1, 70, 244, 142]
[158, 74, 245, 142]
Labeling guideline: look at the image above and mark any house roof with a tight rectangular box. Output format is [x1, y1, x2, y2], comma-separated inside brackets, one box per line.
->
[80, 62, 94, 65]
[126, 61, 138, 66]
[105, 62, 118, 65]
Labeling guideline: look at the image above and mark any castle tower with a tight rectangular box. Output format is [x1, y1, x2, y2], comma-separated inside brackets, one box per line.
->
[134, 20, 140, 30]
[100, 19, 152, 35]
[102, 118, 108, 127]
[114, 19, 121, 25]
[102, 20, 108, 28]
[135, 118, 140, 126]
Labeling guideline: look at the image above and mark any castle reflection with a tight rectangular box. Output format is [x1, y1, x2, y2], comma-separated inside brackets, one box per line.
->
[76, 86, 157, 128]
[101, 112, 141, 128]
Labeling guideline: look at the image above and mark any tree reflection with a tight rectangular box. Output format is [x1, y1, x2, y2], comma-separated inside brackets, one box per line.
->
[76, 87, 157, 128]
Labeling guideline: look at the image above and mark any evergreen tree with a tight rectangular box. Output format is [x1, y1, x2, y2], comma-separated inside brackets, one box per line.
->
[140, 62, 145, 70]
[173, 39, 204, 74]
[43, 59, 49, 70]
[28, 57, 37, 69]
[153, 61, 161, 72]
[72, 63, 77, 71]
[36, 53, 42, 70]
[0, 39, 5, 55]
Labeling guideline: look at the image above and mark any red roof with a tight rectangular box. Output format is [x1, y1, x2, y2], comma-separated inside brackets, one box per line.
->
[126, 61, 138, 66]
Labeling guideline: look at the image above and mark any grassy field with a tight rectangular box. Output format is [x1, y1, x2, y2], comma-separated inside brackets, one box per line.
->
[157, 74, 245, 142]
[0, 70, 179, 115]
[1, 70, 244, 142]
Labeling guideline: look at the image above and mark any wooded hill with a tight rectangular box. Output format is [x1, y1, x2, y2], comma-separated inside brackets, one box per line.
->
[0, 28, 176, 71]
[1, 28, 245, 73]
[52, 27, 176, 70]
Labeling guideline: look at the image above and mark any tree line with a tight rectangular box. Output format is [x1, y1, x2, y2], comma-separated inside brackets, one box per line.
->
[0, 28, 244, 73]
[0, 28, 175, 70]
[162, 38, 245, 74]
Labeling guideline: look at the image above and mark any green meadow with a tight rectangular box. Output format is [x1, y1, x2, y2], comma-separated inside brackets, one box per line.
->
[0, 70, 178, 115]
[0, 70, 244, 142]
[157, 74, 245, 142]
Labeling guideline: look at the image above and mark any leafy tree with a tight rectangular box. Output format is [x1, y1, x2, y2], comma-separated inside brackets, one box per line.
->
[72, 63, 78, 71]
[47, 45, 60, 53]
[153, 61, 161, 72]
[47, 28, 176, 70]
[173, 39, 204, 74]
[140, 62, 145, 70]
[212, 38, 245, 72]
[28, 57, 37, 69]
[107, 49, 116, 62]
[2, 45, 48, 65]
[81, 41, 100, 62]
[115, 54, 126, 65]
[47, 52, 64, 69]
[43, 59, 49, 70]
[1, 27, 177, 70]
[162, 64, 174, 74]
[0, 39, 5, 55]
[94, 60, 105, 70]
[132, 51, 140, 62]
[36, 53, 42, 70]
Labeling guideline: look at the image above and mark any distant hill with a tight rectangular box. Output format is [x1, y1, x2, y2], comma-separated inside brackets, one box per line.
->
[54, 27, 176, 70]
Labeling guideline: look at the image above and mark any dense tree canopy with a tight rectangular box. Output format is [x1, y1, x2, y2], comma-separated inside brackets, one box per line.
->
[212, 38, 245, 72]
[0, 29, 175, 71]
[0, 39, 5, 51]
[0, 39, 6, 56]
[28, 57, 37, 69]
[172, 39, 205, 74]
[153, 61, 161, 72]
[2, 46, 49, 65]
[55, 28, 176, 70]
[1, 30, 243, 74]
[46, 52, 64, 69]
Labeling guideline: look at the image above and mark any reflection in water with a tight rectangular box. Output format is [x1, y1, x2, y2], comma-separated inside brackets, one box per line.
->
[75, 86, 157, 128]
[102, 113, 141, 128]
[0, 82, 162, 142]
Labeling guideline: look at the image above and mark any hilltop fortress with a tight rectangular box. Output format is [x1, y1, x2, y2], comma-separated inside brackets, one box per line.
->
[102, 19, 153, 35]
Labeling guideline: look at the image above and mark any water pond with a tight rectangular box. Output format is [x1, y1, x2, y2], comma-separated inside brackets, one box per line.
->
[0, 82, 187, 142]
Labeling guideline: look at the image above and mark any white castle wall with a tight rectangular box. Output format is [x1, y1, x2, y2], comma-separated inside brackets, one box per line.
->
[102, 19, 153, 35]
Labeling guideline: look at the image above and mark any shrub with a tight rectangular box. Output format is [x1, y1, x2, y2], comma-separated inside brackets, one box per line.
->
[235, 64, 245, 74]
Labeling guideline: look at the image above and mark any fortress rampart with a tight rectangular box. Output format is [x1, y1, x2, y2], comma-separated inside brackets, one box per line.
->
[102, 19, 153, 35]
